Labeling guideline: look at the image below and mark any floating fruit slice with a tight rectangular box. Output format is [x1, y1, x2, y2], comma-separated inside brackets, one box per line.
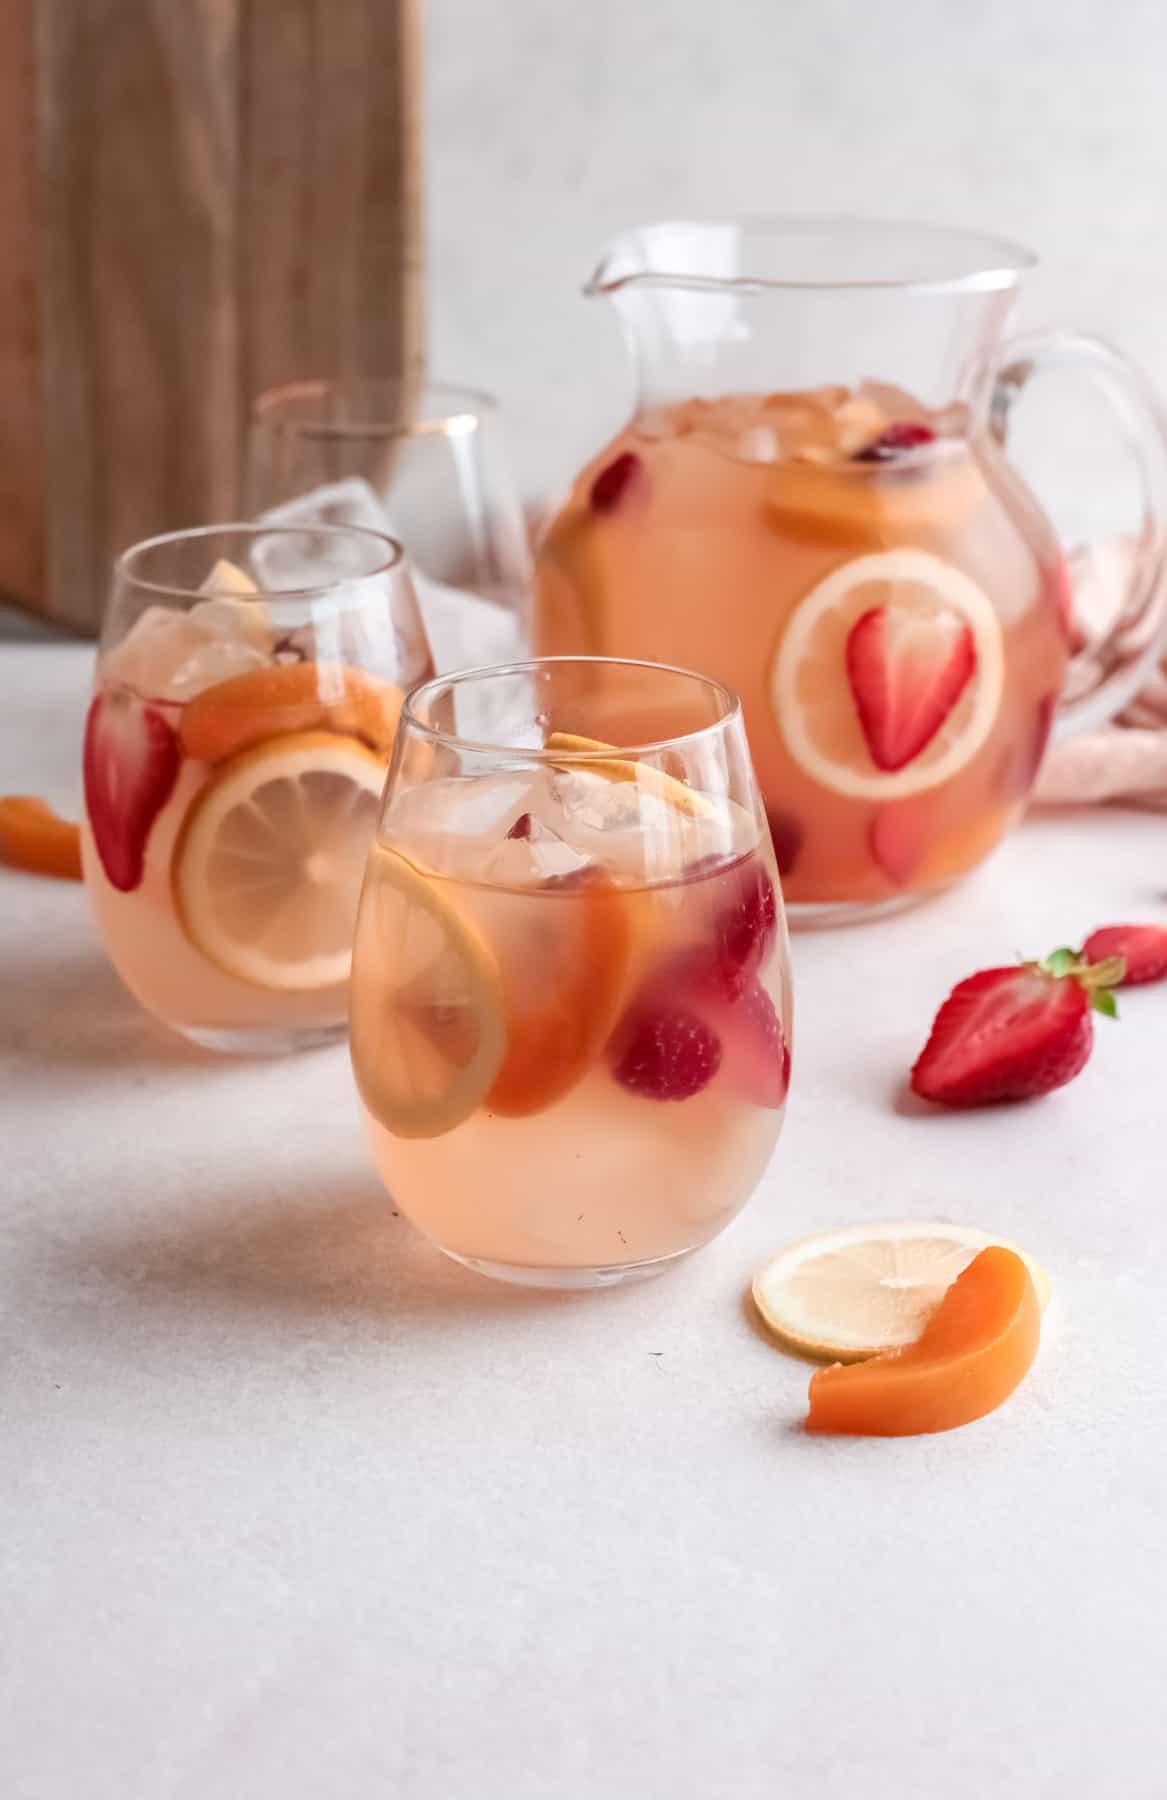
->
[350, 846, 506, 1139]
[805, 1246, 1041, 1436]
[487, 866, 635, 1118]
[0, 797, 83, 880]
[770, 550, 1004, 800]
[83, 688, 181, 892]
[173, 730, 384, 990]
[544, 730, 715, 820]
[179, 661, 403, 763]
[753, 1220, 1050, 1362]
[845, 603, 976, 771]
[766, 451, 982, 545]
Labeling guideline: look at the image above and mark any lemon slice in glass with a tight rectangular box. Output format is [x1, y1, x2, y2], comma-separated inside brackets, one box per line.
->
[173, 729, 384, 990]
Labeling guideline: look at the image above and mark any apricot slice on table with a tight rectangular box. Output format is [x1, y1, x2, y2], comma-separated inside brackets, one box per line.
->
[179, 661, 402, 763]
[0, 796, 82, 880]
[805, 1246, 1040, 1436]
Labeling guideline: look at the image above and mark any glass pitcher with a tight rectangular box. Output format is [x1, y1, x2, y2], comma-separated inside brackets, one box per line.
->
[535, 219, 1167, 921]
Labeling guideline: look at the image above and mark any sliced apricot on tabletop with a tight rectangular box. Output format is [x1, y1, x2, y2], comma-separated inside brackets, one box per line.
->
[0, 797, 83, 880]
[805, 1245, 1040, 1436]
[179, 661, 403, 763]
[486, 866, 635, 1119]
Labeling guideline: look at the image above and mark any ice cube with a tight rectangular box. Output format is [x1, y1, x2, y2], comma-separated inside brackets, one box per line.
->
[104, 606, 211, 699]
[188, 596, 272, 652]
[199, 557, 258, 597]
[164, 638, 270, 699]
[481, 809, 591, 888]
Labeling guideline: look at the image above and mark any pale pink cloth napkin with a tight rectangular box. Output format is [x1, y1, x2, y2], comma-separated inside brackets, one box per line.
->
[1035, 537, 1167, 812]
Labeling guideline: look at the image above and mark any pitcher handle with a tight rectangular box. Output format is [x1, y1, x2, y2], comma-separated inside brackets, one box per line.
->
[990, 328, 1167, 739]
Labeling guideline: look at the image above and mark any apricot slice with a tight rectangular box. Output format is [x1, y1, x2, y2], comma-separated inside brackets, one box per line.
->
[486, 868, 634, 1119]
[179, 661, 403, 763]
[0, 797, 82, 880]
[805, 1246, 1040, 1436]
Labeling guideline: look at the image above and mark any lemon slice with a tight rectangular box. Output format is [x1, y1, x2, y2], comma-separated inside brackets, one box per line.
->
[752, 1220, 1051, 1362]
[544, 730, 716, 820]
[770, 550, 1005, 800]
[173, 730, 385, 991]
[350, 846, 505, 1139]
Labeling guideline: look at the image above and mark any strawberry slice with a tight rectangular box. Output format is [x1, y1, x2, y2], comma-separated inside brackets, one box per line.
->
[83, 688, 180, 892]
[846, 604, 976, 771]
[911, 947, 1124, 1108]
[1082, 924, 1167, 987]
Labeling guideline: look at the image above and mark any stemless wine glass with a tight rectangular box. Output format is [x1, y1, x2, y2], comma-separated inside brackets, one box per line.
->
[349, 656, 792, 1288]
[82, 524, 432, 1054]
[246, 378, 533, 671]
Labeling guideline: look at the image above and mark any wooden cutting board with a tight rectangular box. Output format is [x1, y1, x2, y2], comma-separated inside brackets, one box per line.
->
[0, 0, 423, 635]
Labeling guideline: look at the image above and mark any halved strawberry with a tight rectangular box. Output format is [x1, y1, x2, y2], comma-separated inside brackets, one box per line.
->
[1082, 924, 1167, 987]
[846, 604, 976, 771]
[911, 947, 1124, 1108]
[83, 688, 180, 892]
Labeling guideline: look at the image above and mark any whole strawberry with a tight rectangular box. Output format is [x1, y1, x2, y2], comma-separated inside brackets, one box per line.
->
[1082, 924, 1167, 987]
[911, 947, 1124, 1108]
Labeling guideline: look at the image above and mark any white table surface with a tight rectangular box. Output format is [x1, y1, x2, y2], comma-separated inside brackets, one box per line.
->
[2, 644, 1166, 1800]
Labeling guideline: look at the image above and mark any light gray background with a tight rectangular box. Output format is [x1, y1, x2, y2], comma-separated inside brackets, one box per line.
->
[426, 0, 1167, 539]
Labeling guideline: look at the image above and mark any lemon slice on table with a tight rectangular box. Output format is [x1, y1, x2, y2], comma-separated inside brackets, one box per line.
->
[752, 1220, 1051, 1362]
[544, 730, 716, 820]
[173, 730, 385, 991]
[770, 550, 1005, 801]
[350, 846, 506, 1140]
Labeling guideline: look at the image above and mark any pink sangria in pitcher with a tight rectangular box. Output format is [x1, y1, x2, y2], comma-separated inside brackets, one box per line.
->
[537, 221, 1167, 920]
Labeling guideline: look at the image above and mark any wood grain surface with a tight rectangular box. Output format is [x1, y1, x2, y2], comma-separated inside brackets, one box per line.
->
[0, 0, 422, 635]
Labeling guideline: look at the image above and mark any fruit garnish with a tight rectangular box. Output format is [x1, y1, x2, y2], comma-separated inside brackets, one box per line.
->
[851, 421, 936, 462]
[172, 730, 384, 990]
[589, 451, 645, 514]
[752, 1221, 1051, 1362]
[609, 1001, 722, 1102]
[764, 808, 802, 877]
[682, 856, 778, 998]
[486, 866, 634, 1118]
[506, 811, 533, 840]
[615, 941, 789, 1111]
[869, 800, 929, 888]
[351, 845, 506, 1139]
[179, 662, 402, 763]
[845, 603, 976, 772]
[715, 976, 789, 1108]
[771, 550, 1004, 801]
[1082, 924, 1167, 986]
[805, 1246, 1041, 1436]
[910, 947, 1124, 1108]
[0, 797, 83, 880]
[83, 689, 181, 892]
[543, 730, 715, 820]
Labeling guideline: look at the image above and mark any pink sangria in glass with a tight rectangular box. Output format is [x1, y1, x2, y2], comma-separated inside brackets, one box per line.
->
[82, 524, 431, 1052]
[536, 220, 1167, 920]
[349, 657, 791, 1287]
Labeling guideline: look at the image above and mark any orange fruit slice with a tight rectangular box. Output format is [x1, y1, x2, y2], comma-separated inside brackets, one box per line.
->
[173, 730, 385, 990]
[770, 550, 1004, 801]
[766, 453, 983, 545]
[0, 796, 83, 880]
[805, 1246, 1041, 1436]
[544, 730, 715, 820]
[350, 845, 506, 1139]
[753, 1220, 1051, 1362]
[179, 661, 403, 763]
[486, 866, 635, 1118]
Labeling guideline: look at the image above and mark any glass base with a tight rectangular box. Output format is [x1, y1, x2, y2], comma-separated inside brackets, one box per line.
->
[442, 1244, 699, 1290]
[176, 1020, 346, 1057]
[786, 889, 938, 930]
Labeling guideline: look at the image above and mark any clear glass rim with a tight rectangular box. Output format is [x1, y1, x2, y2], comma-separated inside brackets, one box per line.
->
[116, 522, 405, 602]
[250, 378, 497, 443]
[586, 215, 1038, 297]
[401, 655, 743, 759]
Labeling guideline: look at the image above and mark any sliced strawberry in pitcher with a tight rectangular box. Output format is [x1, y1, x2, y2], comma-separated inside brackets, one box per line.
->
[846, 604, 976, 772]
[83, 688, 181, 892]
